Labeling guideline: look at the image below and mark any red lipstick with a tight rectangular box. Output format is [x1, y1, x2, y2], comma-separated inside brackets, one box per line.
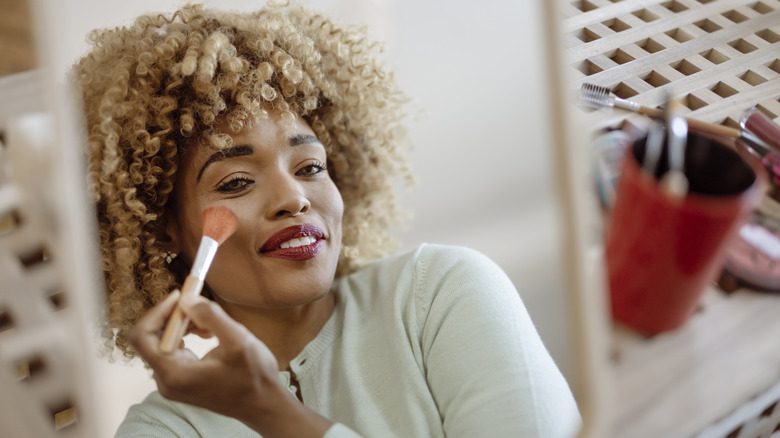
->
[260, 224, 325, 261]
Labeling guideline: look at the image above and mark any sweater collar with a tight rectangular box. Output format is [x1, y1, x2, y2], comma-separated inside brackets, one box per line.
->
[286, 289, 343, 377]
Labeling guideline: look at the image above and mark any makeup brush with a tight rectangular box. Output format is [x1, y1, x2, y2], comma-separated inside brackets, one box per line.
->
[159, 205, 238, 353]
[741, 106, 780, 151]
[642, 121, 665, 177]
[660, 96, 689, 199]
[579, 83, 741, 139]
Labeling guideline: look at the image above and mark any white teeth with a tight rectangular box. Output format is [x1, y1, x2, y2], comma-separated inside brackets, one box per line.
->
[279, 236, 317, 249]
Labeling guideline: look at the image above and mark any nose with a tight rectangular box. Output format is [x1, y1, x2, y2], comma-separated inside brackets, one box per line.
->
[265, 173, 311, 219]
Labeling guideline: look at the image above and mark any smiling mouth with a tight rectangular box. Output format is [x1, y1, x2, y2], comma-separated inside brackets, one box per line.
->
[278, 235, 318, 249]
[260, 224, 325, 261]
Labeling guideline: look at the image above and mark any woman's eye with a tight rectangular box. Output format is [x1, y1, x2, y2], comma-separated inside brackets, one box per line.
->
[216, 176, 253, 192]
[297, 161, 327, 177]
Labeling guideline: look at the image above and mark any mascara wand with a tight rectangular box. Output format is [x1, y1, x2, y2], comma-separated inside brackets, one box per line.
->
[578, 83, 741, 139]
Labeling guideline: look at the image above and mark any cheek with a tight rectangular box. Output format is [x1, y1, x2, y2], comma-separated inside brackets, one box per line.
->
[324, 183, 344, 235]
[228, 201, 263, 231]
[170, 207, 206, 261]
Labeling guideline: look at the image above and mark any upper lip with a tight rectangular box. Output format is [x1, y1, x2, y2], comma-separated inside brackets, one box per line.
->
[260, 224, 325, 252]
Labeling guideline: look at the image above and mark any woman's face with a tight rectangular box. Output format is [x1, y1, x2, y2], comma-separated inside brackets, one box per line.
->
[167, 111, 344, 310]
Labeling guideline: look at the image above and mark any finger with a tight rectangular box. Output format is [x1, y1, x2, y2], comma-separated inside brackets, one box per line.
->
[177, 347, 199, 361]
[185, 319, 214, 339]
[129, 290, 180, 358]
[131, 289, 180, 339]
[178, 295, 248, 344]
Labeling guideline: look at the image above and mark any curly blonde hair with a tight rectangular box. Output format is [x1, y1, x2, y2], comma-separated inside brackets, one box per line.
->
[75, 2, 411, 358]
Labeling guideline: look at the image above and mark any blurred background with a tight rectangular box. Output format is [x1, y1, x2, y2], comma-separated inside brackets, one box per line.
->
[2, 0, 573, 434]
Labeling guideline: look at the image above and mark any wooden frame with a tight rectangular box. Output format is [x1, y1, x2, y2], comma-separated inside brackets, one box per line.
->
[0, 0, 105, 436]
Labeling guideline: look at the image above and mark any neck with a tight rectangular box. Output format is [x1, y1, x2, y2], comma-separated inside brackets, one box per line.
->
[214, 291, 336, 371]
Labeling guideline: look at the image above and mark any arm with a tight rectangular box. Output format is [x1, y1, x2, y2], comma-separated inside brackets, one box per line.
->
[128, 291, 335, 438]
[419, 247, 581, 438]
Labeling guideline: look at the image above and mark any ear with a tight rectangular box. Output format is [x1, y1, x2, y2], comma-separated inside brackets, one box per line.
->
[159, 210, 183, 255]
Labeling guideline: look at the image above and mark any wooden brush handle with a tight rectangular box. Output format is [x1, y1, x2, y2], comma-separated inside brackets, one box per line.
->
[638, 106, 741, 138]
[159, 275, 203, 353]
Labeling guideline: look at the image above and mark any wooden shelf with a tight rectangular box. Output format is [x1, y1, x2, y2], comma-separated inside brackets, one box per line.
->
[609, 287, 780, 437]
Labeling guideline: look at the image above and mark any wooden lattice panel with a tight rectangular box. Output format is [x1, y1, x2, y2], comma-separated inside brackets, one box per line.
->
[563, 0, 780, 130]
[0, 111, 102, 438]
[0, 64, 103, 438]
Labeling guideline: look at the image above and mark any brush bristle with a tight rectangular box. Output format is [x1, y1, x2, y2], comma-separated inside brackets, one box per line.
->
[201, 206, 238, 245]
[578, 82, 613, 108]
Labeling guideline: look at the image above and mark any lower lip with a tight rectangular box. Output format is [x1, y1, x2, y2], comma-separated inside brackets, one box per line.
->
[261, 239, 325, 261]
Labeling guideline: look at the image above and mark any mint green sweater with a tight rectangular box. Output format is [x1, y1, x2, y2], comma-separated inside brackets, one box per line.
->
[116, 244, 580, 437]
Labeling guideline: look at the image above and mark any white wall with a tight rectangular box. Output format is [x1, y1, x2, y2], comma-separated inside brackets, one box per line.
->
[48, 0, 573, 434]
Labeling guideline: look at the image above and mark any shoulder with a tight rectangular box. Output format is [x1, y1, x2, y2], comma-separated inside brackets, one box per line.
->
[119, 391, 187, 426]
[413, 243, 508, 278]
[340, 243, 509, 297]
[333, 242, 509, 311]
[333, 243, 518, 334]
[351, 243, 505, 282]
[114, 391, 189, 436]
[408, 243, 516, 299]
[361, 243, 517, 315]
[116, 391, 255, 437]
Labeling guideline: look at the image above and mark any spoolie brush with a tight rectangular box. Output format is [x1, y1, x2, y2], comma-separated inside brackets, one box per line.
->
[578, 82, 741, 139]
[159, 205, 238, 353]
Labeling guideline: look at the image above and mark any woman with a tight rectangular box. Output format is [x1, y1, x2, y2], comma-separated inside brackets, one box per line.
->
[76, 3, 580, 437]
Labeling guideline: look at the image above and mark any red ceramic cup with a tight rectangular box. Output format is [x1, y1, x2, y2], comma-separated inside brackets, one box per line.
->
[605, 130, 764, 335]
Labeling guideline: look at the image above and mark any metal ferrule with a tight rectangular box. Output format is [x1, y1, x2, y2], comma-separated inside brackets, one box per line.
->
[189, 236, 219, 281]
[739, 105, 758, 131]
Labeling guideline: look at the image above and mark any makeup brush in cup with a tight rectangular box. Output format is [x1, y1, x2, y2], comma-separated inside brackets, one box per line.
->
[159, 205, 238, 353]
[643, 121, 665, 177]
[660, 96, 690, 199]
[579, 83, 740, 139]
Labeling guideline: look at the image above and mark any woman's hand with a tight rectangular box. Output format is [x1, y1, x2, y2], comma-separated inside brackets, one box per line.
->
[127, 291, 333, 437]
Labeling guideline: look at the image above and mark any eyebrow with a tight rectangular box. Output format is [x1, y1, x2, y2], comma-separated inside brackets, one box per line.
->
[195, 135, 323, 182]
[289, 134, 321, 146]
[196, 145, 254, 182]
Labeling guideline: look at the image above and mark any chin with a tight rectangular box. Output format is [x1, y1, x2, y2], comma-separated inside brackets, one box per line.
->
[211, 267, 336, 309]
